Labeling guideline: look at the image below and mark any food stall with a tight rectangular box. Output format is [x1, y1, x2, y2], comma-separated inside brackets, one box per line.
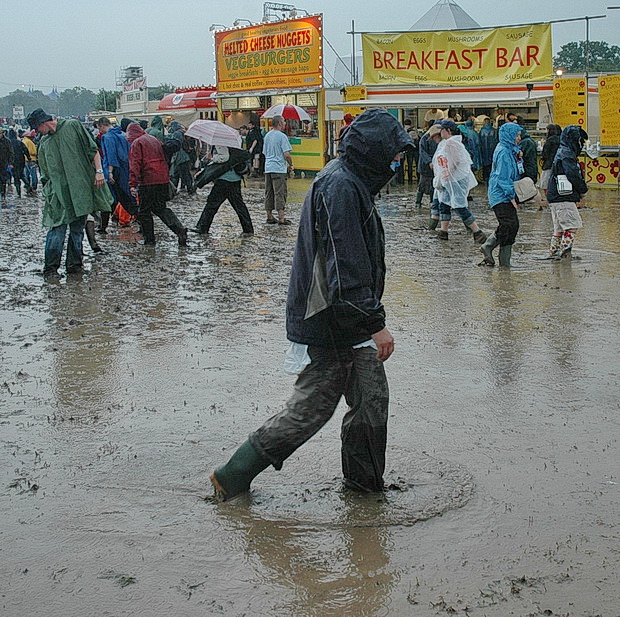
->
[213, 15, 326, 174]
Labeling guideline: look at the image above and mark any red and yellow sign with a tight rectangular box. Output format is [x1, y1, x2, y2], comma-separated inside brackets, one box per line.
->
[553, 78, 587, 129]
[362, 23, 552, 86]
[599, 75, 620, 146]
[215, 15, 323, 93]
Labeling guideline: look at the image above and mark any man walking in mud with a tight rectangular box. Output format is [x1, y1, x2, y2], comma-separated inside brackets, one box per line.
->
[210, 109, 412, 500]
[26, 108, 113, 275]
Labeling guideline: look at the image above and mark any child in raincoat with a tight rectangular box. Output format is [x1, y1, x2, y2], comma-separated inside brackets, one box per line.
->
[432, 119, 487, 244]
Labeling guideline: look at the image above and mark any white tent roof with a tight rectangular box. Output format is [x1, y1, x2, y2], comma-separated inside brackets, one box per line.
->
[410, 0, 480, 31]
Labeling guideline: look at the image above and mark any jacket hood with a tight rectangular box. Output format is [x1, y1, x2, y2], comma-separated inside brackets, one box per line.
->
[560, 125, 588, 156]
[151, 115, 164, 130]
[338, 109, 412, 194]
[126, 123, 146, 142]
[499, 122, 522, 152]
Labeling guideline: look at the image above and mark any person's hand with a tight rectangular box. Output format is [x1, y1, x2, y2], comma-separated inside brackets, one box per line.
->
[108, 169, 115, 184]
[130, 187, 138, 198]
[94, 172, 105, 188]
[511, 199, 519, 209]
[371, 327, 395, 362]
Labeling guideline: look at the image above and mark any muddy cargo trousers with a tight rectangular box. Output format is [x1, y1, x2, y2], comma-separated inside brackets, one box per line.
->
[247, 345, 389, 492]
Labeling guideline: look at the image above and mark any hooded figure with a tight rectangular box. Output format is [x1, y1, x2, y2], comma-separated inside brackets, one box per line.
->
[0, 128, 13, 202]
[210, 109, 411, 501]
[458, 118, 482, 171]
[120, 118, 134, 133]
[482, 122, 522, 267]
[127, 122, 188, 246]
[101, 124, 136, 214]
[545, 125, 588, 258]
[519, 126, 538, 183]
[479, 117, 498, 181]
[146, 115, 165, 143]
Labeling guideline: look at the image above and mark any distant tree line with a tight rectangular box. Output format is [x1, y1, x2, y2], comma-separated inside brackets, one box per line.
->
[553, 40, 620, 72]
[0, 83, 176, 120]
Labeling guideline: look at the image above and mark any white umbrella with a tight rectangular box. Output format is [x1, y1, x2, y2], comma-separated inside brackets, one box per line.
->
[261, 104, 311, 121]
[185, 120, 242, 148]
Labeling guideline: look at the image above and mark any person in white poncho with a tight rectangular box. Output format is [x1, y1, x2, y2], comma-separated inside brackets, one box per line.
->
[432, 119, 487, 244]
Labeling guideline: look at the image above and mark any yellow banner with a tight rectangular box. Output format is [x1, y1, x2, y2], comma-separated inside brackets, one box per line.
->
[599, 75, 620, 146]
[362, 24, 552, 86]
[215, 16, 323, 93]
[553, 78, 587, 130]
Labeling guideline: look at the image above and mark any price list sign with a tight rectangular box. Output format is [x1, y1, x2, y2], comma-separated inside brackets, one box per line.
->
[599, 75, 620, 146]
[553, 78, 587, 130]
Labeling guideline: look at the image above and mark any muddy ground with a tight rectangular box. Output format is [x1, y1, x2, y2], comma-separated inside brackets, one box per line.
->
[1, 177, 618, 617]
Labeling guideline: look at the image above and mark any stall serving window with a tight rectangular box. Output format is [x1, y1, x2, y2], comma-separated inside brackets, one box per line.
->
[271, 93, 319, 138]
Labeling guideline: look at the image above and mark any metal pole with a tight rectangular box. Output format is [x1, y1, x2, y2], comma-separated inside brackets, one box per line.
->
[351, 20, 356, 85]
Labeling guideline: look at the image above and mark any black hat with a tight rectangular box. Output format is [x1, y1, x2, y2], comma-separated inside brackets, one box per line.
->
[439, 119, 460, 135]
[26, 108, 53, 130]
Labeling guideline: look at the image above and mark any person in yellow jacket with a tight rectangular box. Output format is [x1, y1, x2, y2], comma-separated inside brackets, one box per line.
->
[22, 130, 38, 196]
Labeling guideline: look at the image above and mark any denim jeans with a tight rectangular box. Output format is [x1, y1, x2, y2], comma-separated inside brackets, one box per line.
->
[44, 216, 86, 273]
[438, 202, 476, 226]
[24, 162, 38, 190]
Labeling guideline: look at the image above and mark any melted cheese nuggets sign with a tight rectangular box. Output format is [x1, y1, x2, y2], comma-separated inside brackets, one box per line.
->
[216, 15, 323, 93]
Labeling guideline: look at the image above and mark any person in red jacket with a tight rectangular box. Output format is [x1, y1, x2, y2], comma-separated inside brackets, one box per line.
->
[127, 123, 188, 246]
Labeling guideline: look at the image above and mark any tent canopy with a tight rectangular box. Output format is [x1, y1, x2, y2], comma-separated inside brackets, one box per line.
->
[410, 0, 480, 31]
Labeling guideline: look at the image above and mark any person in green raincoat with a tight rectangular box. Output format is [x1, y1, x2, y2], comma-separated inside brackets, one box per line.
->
[26, 108, 113, 275]
[146, 115, 165, 143]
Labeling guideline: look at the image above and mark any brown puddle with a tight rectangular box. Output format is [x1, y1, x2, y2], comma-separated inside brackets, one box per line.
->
[1, 180, 618, 616]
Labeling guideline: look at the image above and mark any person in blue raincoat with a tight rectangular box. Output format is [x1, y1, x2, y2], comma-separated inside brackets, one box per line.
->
[481, 122, 522, 268]
[100, 118, 137, 225]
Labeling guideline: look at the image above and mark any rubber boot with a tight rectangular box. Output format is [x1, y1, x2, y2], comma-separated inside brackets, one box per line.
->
[479, 232, 498, 266]
[428, 217, 439, 230]
[549, 235, 561, 258]
[98, 211, 110, 234]
[472, 229, 487, 244]
[85, 220, 103, 253]
[210, 440, 270, 501]
[559, 230, 575, 258]
[498, 244, 512, 268]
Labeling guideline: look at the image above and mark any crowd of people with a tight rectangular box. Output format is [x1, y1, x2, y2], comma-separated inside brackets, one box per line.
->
[1, 106, 588, 276]
[397, 110, 588, 268]
[1, 108, 299, 275]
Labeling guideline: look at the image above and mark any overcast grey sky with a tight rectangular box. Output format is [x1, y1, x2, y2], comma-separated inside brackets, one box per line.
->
[1, 0, 618, 97]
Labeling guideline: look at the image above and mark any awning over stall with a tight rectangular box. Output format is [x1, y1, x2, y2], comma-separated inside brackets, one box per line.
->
[329, 85, 554, 109]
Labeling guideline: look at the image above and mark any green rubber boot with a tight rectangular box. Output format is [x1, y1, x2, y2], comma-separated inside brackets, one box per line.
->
[210, 440, 270, 500]
[498, 244, 512, 268]
[479, 232, 498, 266]
[428, 217, 439, 230]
